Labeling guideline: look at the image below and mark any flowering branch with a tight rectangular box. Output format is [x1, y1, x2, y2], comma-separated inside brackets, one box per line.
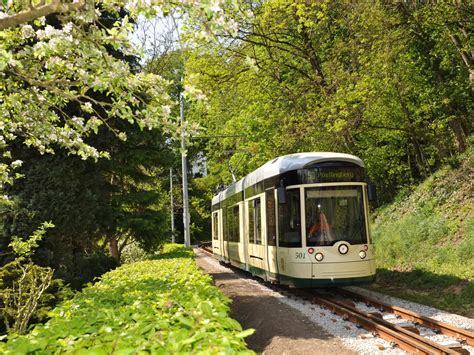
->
[0, 0, 86, 30]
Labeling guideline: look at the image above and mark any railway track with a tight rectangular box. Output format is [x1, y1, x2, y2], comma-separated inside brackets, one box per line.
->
[333, 288, 474, 347]
[199, 242, 213, 255]
[306, 290, 470, 354]
[198, 244, 473, 354]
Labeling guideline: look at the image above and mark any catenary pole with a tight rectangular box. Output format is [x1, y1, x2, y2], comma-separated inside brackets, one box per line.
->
[180, 92, 191, 247]
[170, 168, 175, 243]
[172, 16, 190, 248]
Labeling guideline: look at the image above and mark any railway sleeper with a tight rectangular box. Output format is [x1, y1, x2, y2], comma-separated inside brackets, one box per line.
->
[315, 296, 459, 354]
[447, 346, 469, 355]
[400, 325, 420, 335]
[336, 288, 474, 347]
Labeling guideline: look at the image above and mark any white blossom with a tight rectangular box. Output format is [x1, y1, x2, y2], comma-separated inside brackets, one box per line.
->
[162, 105, 171, 116]
[21, 25, 35, 39]
[71, 116, 84, 126]
[210, 0, 221, 12]
[63, 22, 73, 34]
[11, 160, 23, 168]
[82, 102, 93, 113]
[44, 25, 57, 38]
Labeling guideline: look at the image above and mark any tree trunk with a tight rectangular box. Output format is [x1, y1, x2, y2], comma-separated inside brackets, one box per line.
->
[449, 118, 468, 153]
[109, 238, 120, 263]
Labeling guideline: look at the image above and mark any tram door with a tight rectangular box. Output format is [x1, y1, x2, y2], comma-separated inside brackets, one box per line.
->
[212, 210, 223, 260]
[246, 194, 266, 275]
[265, 189, 279, 280]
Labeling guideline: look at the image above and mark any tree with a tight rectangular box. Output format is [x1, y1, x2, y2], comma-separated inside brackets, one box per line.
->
[0, 0, 238, 187]
[184, 0, 472, 203]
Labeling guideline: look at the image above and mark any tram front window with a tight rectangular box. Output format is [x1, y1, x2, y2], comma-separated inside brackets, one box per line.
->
[305, 186, 367, 246]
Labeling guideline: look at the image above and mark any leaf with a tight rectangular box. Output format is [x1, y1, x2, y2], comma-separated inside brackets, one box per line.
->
[175, 316, 194, 329]
[199, 301, 213, 318]
[0, 245, 252, 353]
[235, 328, 255, 338]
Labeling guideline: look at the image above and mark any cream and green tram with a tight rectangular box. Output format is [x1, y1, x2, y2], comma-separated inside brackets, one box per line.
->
[211, 152, 376, 287]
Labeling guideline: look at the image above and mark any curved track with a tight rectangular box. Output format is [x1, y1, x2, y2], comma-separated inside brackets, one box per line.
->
[333, 288, 473, 347]
[199, 244, 472, 354]
[306, 291, 468, 354]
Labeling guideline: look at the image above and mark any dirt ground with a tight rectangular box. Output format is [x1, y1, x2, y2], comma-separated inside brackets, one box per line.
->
[194, 249, 356, 354]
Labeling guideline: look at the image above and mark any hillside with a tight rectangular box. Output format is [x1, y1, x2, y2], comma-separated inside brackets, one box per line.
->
[369, 143, 474, 317]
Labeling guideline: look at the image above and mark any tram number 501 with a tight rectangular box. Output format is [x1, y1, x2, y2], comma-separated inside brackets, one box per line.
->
[295, 252, 305, 259]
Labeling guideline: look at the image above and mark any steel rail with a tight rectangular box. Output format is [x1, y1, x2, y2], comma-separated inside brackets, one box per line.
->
[335, 288, 474, 346]
[197, 249, 469, 353]
[198, 242, 212, 252]
[311, 294, 459, 354]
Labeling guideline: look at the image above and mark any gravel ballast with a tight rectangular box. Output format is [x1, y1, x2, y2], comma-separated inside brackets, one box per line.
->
[195, 249, 474, 354]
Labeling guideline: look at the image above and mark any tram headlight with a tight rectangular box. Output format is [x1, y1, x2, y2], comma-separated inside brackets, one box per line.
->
[359, 250, 367, 259]
[338, 244, 349, 255]
[315, 252, 324, 262]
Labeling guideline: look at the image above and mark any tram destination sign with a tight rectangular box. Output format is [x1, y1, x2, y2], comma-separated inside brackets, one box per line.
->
[298, 167, 364, 183]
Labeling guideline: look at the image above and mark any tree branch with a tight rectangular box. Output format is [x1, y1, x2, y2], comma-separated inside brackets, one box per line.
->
[0, 0, 85, 30]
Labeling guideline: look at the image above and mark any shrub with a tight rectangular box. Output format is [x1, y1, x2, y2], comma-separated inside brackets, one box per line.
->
[0, 258, 54, 335]
[54, 252, 119, 290]
[0, 222, 71, 335]
[0, 244, 254, 353]
[120, 241, 152, 264]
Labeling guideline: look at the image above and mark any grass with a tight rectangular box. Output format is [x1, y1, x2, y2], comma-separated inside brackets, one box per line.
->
[367, 269, 474, 317]
[368, 144, 474, 317]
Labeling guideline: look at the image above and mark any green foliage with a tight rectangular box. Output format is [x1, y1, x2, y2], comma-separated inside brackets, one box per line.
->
[372, 210, 456, 272]
[120, 241, 152, 264]
[0, 224, 72, 335]
[185, 0, 472, 203]
[189, 174, 221, 242]
[0, 0, 240, 186]
[8, 222, 54, 258]
[0, 244, 254, 353]
[0, 259, 54, 335]
[370, 268, 473, 316]
[370, 144, 473, 315]
[56, 252, 119, 291]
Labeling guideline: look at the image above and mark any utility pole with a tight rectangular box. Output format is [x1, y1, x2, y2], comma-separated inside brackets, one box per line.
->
[170, 168, 175, 243]
[171, 16, 190, 247]
[180, 92, 191, 247]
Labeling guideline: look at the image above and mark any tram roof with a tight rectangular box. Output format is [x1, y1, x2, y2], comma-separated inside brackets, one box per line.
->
[212, 152, 364, 205]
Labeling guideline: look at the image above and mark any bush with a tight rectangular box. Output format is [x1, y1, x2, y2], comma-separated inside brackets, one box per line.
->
[0, 222, 72, 336]
[55, 252, 119, 290]
[0, 259, 54, 335]
[120, 241, 152, 264]
[0, 244, 254, 353]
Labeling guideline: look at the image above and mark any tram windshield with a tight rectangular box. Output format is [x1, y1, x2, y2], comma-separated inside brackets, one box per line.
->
[305, 186, 367, 246]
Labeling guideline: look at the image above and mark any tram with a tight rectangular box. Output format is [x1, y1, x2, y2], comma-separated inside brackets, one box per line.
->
[211, 152, 376, 287]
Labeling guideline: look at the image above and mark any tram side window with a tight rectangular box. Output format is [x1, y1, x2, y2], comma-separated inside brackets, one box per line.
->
[223, 207, 228, 241]
[226, 205, 240, 242]
[232, 205, 240, 242]
[266, 190, 276, 246]
[212, 213, 219, 240]
[248, 198, 262, 245]
[226, 207, 232, 241]
[278, 189, 302, 247]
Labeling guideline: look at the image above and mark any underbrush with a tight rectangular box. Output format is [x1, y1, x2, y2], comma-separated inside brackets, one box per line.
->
[370, 144, 473, 317]
[0, 244, 254, 353]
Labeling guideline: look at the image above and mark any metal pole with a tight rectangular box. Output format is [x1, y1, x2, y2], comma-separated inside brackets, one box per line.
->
[180, 92, 191, 247]
[170, 168, 175, 243]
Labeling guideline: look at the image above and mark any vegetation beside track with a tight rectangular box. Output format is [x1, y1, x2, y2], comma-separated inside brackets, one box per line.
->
[370, 142, 474, 317]
[0, 244, 254, 354]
